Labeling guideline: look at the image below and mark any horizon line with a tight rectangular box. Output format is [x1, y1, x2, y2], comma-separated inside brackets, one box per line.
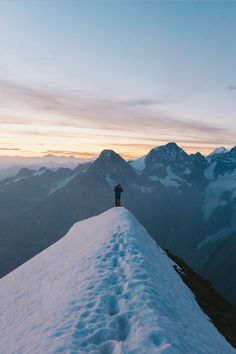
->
[0, 142, 235, 161]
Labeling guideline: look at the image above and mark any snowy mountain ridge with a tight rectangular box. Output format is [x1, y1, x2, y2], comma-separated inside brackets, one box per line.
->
[0, 208, 234, 354]
[208, 147, 228, 157]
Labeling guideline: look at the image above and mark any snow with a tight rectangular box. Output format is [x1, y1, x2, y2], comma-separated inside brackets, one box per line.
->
[197, 226, 236, 250]
[202, 169, 236, 219]
[139, 186, 153, 193]
[0, 166, 22, 181]
[131, 184, 154, 194]
[0, 208, 234, 354]
[183, 167, 191, 175]
[208, 147, 228, 157]
[105, 174, 116, 187]
[48, 174, 77, 196]
[149, 166, 190, 187]
[197, 206, 236, 250]
[129, 155, 146, 171]
[4, 168, 47, 185]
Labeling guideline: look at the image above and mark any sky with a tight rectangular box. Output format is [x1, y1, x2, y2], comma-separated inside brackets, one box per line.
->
[0, 0, 235, 159]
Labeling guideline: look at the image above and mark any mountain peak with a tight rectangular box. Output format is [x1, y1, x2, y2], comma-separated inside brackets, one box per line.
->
[151, 142, 187, 156]
[93, 149, 127, 167]
[99, 149, 120, 159]
[88, 149, 135, 182]
[154, 141, 181, 149]
[208, 147, 228, 157]
[229, 145, 236, 155]
[15, 167, 35, 178]
[164, 141, 180, 149]
[145, 142, 188, 168]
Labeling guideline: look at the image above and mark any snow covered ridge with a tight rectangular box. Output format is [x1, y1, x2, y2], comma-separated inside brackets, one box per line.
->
[0, 208, 234, 354]
[208, 147, 228, 157]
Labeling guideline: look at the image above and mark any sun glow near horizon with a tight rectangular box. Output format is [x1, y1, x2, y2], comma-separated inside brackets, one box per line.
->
[0, 1, 235, 160]
[0, 133, 233, 160]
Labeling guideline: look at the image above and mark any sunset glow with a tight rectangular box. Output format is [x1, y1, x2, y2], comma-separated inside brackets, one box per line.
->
[0, 1, 235, 159]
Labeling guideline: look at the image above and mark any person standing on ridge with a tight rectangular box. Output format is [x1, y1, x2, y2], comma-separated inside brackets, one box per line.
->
[114, 184, 123, 207]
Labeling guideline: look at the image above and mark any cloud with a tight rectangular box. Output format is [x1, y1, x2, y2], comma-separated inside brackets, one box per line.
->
[225, 85, 236, 91]
[117, 98, 165, 107]
[10, 129, 78, 138]
[43, 150, 96, 159]
[0, 79, 162, 113]
[0, 114, 34, 126]
[0, 147, 21, 151]
[0, 79, 235, 151]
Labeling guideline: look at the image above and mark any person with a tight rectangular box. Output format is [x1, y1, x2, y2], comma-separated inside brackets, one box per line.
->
[114, 184, 123, 207]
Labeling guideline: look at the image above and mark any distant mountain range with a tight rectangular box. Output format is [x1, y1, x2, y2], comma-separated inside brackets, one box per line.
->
[0, 142, 235, 305]
[0, 154, 91, 181]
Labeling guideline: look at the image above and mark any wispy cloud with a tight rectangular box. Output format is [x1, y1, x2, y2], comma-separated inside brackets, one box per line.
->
[0, 79, 162, 113]
[0, 147, 21, 151]
[225, 85, 236, 91]
[44, 150, 96, 159]
[0, 79, 235, 154]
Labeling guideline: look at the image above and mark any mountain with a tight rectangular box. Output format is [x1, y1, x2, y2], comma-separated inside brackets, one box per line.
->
[89, 149, 137, 184]
[0, 142, 236, 305]
[194, 145, 236, 304]
[0, 154, 89, 169]
[129, 154, 146, 171]
[193, 228, 236, 305]
[0, 162, 92, 276]
[208, 147, 228, 157]
[131, 142, 208, 187]
[0, 208, 234, 354]
[0, 154, 92, 181]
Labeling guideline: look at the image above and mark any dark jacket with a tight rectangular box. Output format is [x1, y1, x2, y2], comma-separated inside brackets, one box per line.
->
[114, 185, 123, 198]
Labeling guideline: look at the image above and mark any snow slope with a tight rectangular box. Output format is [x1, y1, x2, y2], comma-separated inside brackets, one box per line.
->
[202, 169, 236, 220]
[149, 166, 190, 187]
[129, 155, 146, 171]
[0, 208, 234, 354]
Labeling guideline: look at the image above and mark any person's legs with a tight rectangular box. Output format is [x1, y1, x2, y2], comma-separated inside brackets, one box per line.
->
[115, 196, 122, 206]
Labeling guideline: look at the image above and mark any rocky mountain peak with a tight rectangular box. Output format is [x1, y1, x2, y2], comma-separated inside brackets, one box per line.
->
[143, 143, 189, 177]
[88, 149, 135, 181]
[98, 149, 120, 160]
[208, 147, 228, 157]
[148, 142, 188, 162]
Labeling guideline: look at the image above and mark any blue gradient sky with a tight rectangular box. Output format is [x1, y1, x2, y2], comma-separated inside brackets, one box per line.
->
[0, 0, 235, 158]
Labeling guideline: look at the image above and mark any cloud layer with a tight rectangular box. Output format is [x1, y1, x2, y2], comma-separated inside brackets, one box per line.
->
[0, 79, 235, 156]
